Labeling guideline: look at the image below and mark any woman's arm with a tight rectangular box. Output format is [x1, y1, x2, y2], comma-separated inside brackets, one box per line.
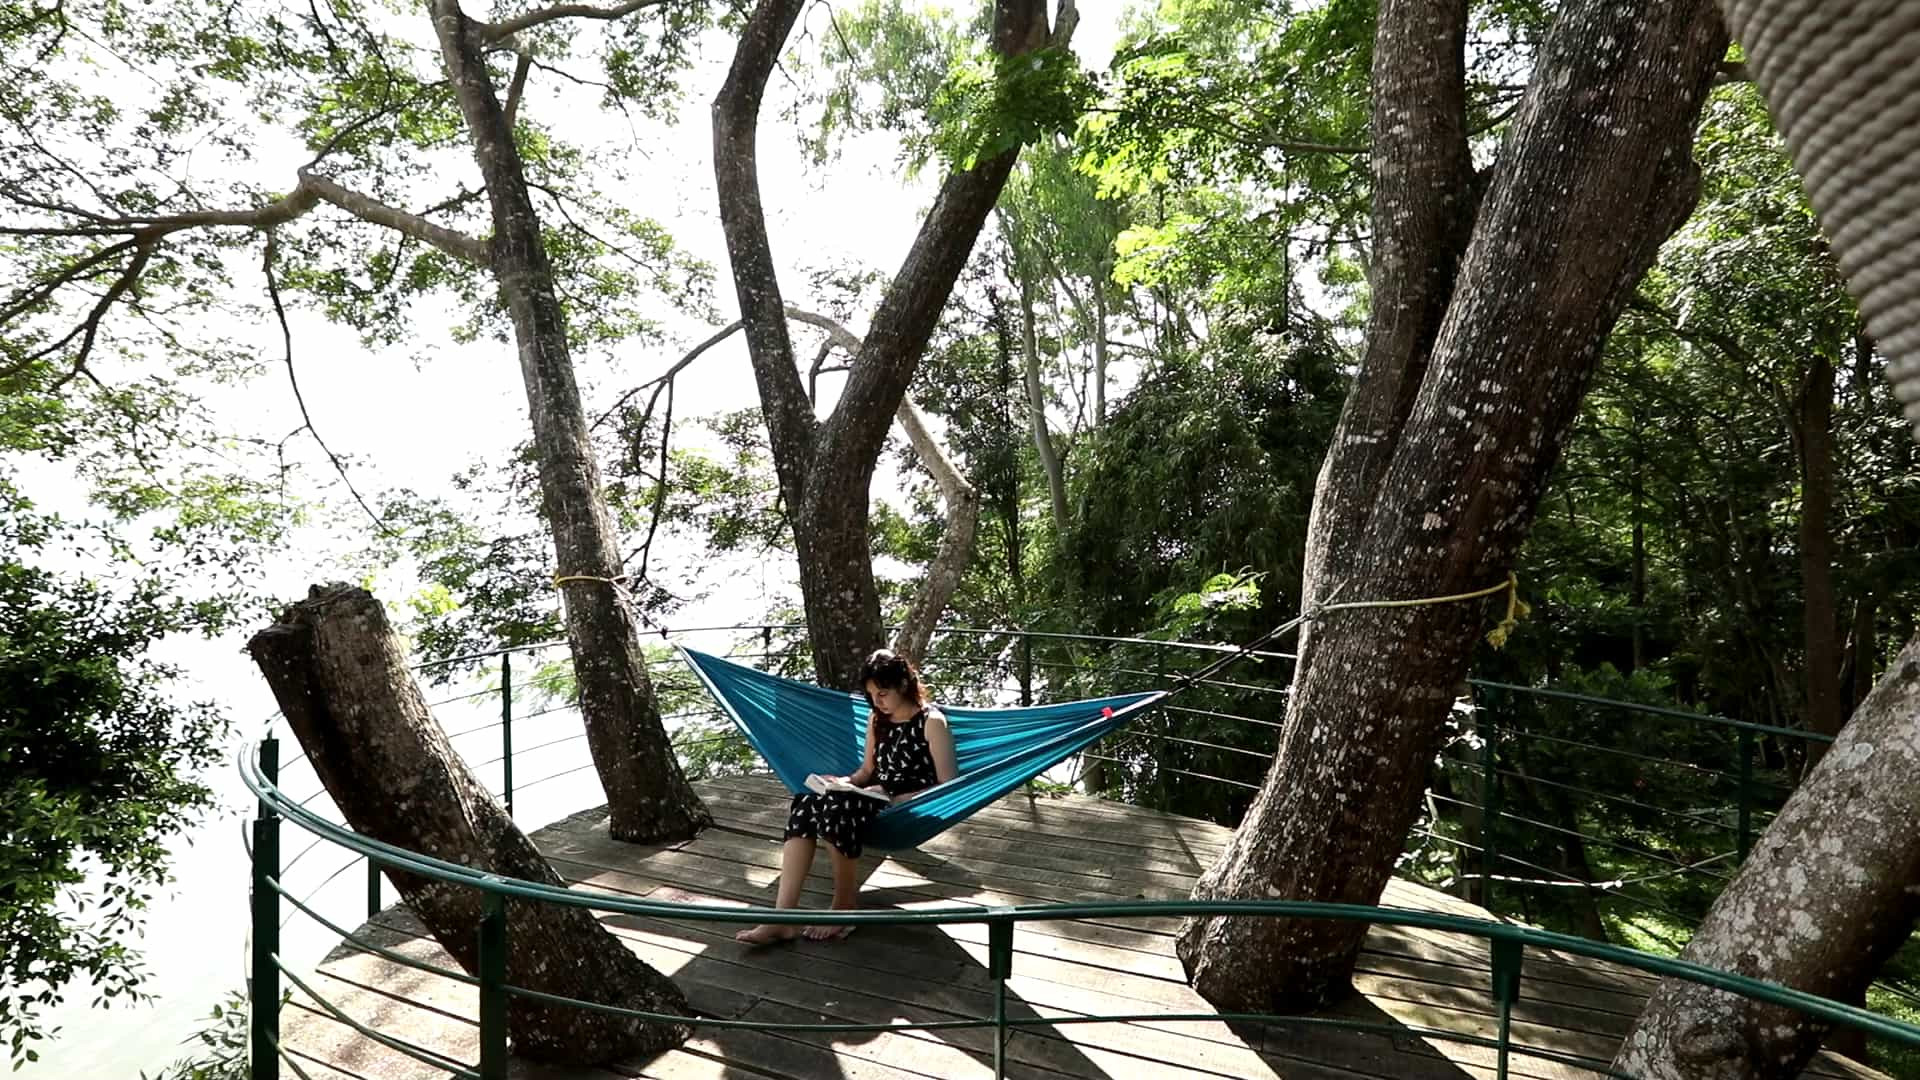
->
[844, 717, 881, 786]
[891, 710, 958, 805]
[924, 709, 959, 784]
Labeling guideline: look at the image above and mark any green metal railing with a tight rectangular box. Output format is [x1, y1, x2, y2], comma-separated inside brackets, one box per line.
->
[242, 625, 1913, 1080]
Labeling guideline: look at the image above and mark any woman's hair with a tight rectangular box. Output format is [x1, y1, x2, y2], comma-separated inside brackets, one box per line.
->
[859, 648, 928, 709]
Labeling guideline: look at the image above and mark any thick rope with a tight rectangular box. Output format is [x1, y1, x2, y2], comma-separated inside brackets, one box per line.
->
[554, 568, 1529, 698]
[1722, 0, 1920, 441]
[1162, 572, 1530, 700]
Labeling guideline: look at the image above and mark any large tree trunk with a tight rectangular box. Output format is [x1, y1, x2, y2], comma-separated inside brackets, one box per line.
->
[712, 0, 1062, 689]
[1613, 633, 1920, 1079]
[247, 585, 691, 1063]
[780, 307, 981, 666]
[428, 0, 710, 842]
[1796, 354, 1843, 757]
[1176, 0, 1725, 1011]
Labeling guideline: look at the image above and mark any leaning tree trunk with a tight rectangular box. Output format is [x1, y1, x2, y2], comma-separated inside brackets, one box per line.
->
[248, 585, 692, 1063]
[779, 306, 982, 667]
[1613, 633, 1920, 1079]
[712, 0, 1063, 689]
[429, 0, 710, 841]
[1176, 0, 1726, 1010]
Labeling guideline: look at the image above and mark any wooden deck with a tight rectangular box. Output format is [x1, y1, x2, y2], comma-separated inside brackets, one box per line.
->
[280, 775, 1883, 1080]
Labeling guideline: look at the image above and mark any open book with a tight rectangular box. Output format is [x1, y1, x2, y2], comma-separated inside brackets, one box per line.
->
[805, 773, 892, 804]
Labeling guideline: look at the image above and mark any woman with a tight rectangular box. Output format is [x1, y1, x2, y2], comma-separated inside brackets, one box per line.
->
[735, 648, 958, 944]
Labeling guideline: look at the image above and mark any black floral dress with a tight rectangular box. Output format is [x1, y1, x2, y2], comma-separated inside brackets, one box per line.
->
[786, 708, 941, 858]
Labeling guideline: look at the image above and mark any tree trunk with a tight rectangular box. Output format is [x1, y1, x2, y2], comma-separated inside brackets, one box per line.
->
[427, 0, 710, 842]
[1020, 265, 1071, 537]
[1093, 271, 1108, 424]
[1848, 591, 1878, 713]
[780, 306, 981, 666]
[247, 585, 691, 1063]
[1614, 633, 1920, 1079]
[712, 0, 1059, 690]
[1797, 354, 1843, 758]
[891, 397, 981, 665]
[1176, 0, 1725, 1011]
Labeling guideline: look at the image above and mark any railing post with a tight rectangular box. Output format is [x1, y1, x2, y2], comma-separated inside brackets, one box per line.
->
[1480, 697, 1500, 908]
[500, 651, 514, 818]
[762, 624, 772, 661]
[250, 737, 282, 1080]
[478, 887, 509, 1080]
[1736, 726, 1754, 862]
[1019, 633, 1036, 799]
[988, 913, 1015, 1080]
[366, 857, 381, 920]
[1490, 936, 1522, 1080]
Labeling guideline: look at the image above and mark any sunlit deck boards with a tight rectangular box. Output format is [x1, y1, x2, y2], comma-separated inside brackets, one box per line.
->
[279, 775, 1884, 1080]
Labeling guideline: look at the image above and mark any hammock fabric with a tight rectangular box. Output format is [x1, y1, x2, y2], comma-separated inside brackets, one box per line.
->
[678, 647, 1166, 851]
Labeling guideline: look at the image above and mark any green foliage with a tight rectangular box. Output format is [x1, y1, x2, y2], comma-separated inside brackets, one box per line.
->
[0, 495, 229, 1067]
[1046, 327, 1344, 637]
[139, 989, 257, 1080]
[931, 46, 1095, 169]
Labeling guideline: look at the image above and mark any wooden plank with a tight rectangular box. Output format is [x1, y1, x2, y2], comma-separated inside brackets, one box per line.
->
[695, 777, 1235, 857]
[288, 777, 1885, 1080]
[696, 781, 1231, 865]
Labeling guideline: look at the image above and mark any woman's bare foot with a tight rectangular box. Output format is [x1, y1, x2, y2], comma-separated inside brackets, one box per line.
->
[734, 923, 798, 946]
[803, 908, 858, 941]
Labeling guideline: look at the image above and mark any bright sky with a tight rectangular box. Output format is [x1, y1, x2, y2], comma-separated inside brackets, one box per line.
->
[17, 5, 1132, 1075]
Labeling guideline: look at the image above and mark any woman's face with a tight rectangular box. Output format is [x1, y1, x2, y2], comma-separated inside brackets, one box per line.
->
[866, 680, 908, 716]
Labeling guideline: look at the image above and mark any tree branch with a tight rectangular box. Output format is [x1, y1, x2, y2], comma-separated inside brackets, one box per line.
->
[777, 305, 978, 662]
[479, 0, 671, 43]
[712, 0, 816, 513]
[592, 320, 744, 430]
[263, 232, 395, 537]
[810, 0, 1060, 500]
[298, 169, 491, 266]
[502, 50, 534, 129]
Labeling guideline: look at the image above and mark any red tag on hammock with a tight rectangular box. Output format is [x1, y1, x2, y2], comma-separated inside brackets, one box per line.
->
[1102, 707, 1114, 718]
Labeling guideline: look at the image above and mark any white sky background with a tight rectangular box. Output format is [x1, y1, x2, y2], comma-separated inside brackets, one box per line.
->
[16, 5, 1132, 1074]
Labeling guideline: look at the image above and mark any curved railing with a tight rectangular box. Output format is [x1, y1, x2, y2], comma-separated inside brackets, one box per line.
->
[239, 625, 1919, 1080]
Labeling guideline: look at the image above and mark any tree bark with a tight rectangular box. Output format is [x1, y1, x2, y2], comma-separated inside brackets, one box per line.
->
[780, 306, 981, 667]
[1796, 354, 1843, 758]
[428, 0, 710, 843]
[713, 0, 1059, 689]
[891, 397, 981, 665]
[1296, 0, 1477, 619]
[1614, 633, 1920, 1079]
[1176, 0, 1726, 1011]
[247, 585, 691, 1063]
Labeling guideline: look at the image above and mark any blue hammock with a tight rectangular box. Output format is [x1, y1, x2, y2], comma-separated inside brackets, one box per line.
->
[678, 647, 1166, 851]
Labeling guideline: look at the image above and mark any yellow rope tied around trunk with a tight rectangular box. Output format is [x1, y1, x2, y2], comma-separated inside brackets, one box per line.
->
[1310, 571, 1529, 649]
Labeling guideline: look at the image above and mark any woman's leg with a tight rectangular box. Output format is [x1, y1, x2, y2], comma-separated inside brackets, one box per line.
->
[803, 843, 864, 941]
[736, 834, 818, 944]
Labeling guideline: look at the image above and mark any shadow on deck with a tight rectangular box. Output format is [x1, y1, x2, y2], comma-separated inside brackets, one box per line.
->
[278, 775, 1883, 1080]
